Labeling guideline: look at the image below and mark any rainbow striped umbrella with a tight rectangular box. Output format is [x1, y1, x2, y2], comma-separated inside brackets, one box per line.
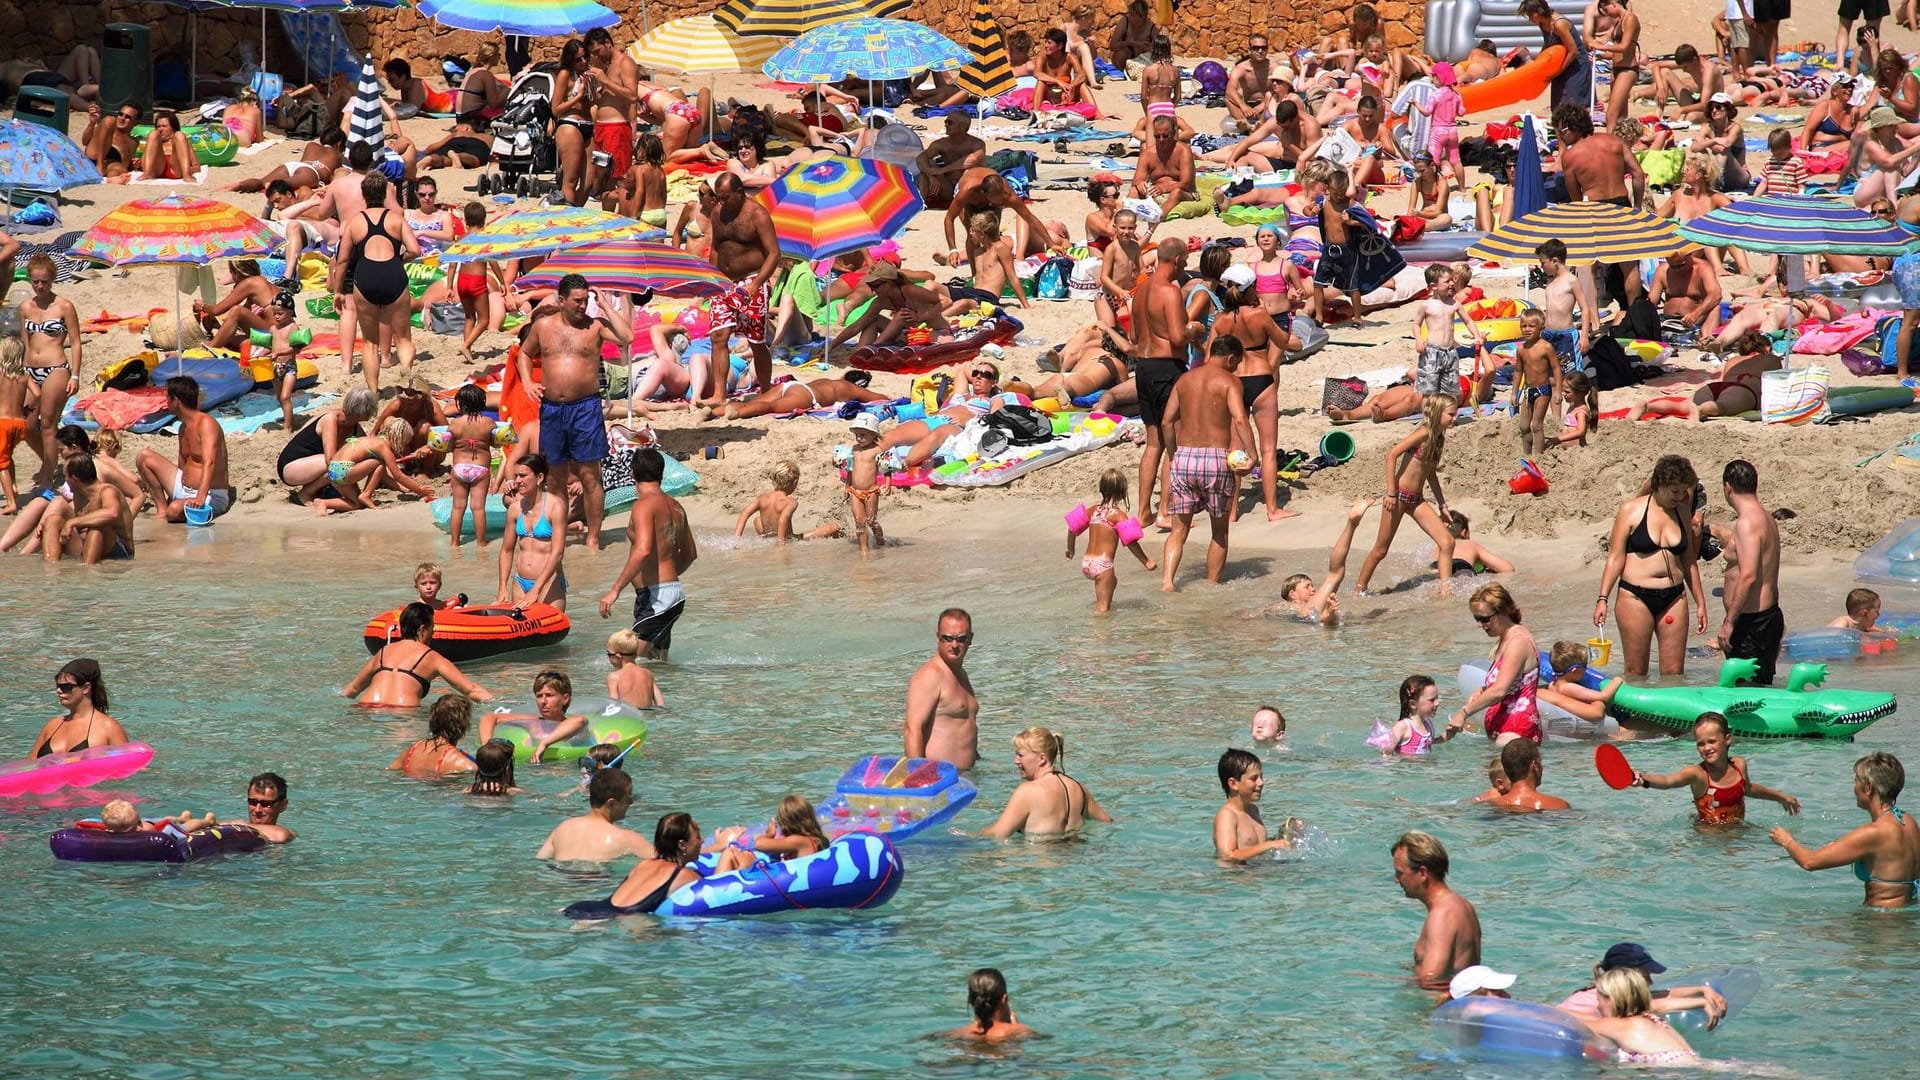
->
[1465, 202, 1693, 266]
[1678, 194, 1920, 255]
[757, 154, 921, 260]
[626, 14, 783, 74]
[68, 194, 278, 266]
[956, 0, 1015, 101]
[764, 18, 971, 83]
[439, 207, 642, 264]
[514, 239, 730, 297]
[417, 0, 616, 36]
[714, 0, 907, 39]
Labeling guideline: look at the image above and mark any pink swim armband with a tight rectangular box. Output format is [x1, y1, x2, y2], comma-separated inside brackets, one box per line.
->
[1115, 516, 1145, 546]
[1065, 504, 1091, 535]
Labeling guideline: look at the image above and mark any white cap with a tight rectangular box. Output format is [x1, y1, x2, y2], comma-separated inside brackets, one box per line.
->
[849, 413, 882, 435]
[1449, 965, 1517, 1000]
[1221, 264, 1257, 290]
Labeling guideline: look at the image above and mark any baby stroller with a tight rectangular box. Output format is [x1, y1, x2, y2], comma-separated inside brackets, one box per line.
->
[478, 64, 558, 197]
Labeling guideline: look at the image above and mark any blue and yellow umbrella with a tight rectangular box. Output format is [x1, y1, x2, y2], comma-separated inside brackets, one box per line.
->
[1466, 202, 1693, 266]
[439, 207, 642, 264]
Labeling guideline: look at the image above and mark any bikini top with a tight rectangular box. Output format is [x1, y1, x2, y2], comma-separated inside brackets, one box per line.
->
[374, 645, 432, 694]
[25, 316, 68, 337]
[1625, 495, 1687, 557]
[1254, 266, 1288, 294]
[516, 504, 554, 540]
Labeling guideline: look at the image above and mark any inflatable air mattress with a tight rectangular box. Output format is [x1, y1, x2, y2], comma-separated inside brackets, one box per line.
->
[1854, 516, 1920, 585]
[1826, 384, 1916, 417]
[1658, 966, 1763, 1032]
[364, 602, 570, 662]
[50, 820, 265, 862]
[1459, 45, 1567, 113]
[430, 485, 640, 536]
[847, 315, 1023, 376]
[816, 755, 979, 840]
[654, 832, 903, 917]
[63, 355, 256, 433]
[0, 743, 155, 798]
[1402, 231, 1487, 263]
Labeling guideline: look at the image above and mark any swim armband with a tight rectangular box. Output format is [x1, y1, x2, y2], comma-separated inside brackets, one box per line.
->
[1065, 504, 1091, 535]
[248, 327, 313, 348]
[492, 421, 517, 448]
[426, 426, 450, 453]
[1115, 516, 1145, 546]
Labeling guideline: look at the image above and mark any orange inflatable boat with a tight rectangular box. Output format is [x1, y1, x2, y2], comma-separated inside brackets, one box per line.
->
[362, 603, 570, 662]
[1460, 45, 1566, 114]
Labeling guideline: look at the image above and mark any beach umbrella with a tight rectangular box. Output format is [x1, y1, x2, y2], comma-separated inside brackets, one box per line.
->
[1511, 115, 1546, 222]
[142, 0, 231, 100]
[67, 194, 279, 374]
[438, 206, 642, 263]
[625, 14, 783, 74]
[416, 0, 617, 36]
[1677, 194, 1920, 255]
[513, 239, 730, 296]
[0, 118, 104, 195]
[713, 0, 908, 39]
[756, 154, 921, 260]
[763, 18, 971, 83]
[955, 0, 1016, 101]
[1465, 202, 1693, 266]
[344, 61, 385, 150]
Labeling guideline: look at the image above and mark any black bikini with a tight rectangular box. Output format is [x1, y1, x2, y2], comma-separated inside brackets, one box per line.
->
[350, 210, 408, 306]
[373, 645, 433, 695]
[35, 715, 94, 758]
[1619, 494, 1688, 617]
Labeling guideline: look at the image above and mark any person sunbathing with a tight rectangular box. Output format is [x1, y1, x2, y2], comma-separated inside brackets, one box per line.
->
[1626, 331, 1779, 421]
[705, 371, 890, 422]
[1033, 323, 1133, 402]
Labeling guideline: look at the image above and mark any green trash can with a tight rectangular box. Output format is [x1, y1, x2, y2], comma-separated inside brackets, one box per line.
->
[100, 23, 153, 115]
[13, 86, 69, 135]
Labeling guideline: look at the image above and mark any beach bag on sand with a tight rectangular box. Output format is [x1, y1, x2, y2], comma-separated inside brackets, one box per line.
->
[1762, 363, 1830, 425]
[984, 404, 1054, 445]
[427, 301, 465, 335]
[1584, 335, 1639, 390]
[1322, 376, 1368, 413]
[1035, 257, 1072, 301]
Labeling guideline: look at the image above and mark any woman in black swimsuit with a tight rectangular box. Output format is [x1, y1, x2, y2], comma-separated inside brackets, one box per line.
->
[604, 812, 706, 913]
[1211, 268, 1298, 524]
[330, 170, 420, 392]
[979, 726, 1113, 838]
[342, 603, 494, 708]
[551, 39, 595, 207]
[1595, 455, 1707, 678]
[28, 659, 129, 759]
[278, 387, 377, 500]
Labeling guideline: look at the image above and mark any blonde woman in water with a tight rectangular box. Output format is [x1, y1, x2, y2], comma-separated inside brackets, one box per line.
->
[979, 726, 1113, 838]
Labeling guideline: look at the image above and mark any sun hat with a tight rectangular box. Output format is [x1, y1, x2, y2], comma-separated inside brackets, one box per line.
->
[1448, 965, 1517, 999]
[849, 413, 882, 436]
[1220, 264, 1257, 290]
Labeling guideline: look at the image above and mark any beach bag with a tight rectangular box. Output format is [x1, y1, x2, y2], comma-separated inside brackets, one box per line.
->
[281, 98, 326, 140]
[1035, 257, 1073, 300]
[985, 404, 1054, 445]
[1638, 149, 1685, 187]
[427, 301, 465, 335]
[1391, 214, 1427, 243]
[1762, 363, 1830, 425]
[1322, 376, 1368, 413]
[1584, 335, 1638, 390]
[1290, 315, 1330, 358]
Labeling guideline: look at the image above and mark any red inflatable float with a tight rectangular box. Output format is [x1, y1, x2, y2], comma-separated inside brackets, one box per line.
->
[362, 603, 570, 662]
[1460, 45, 1566, 114]
[846, 315, 1023, 375]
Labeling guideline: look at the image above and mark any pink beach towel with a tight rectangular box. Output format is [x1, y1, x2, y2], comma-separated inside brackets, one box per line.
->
[1791, 308, 1886, 354]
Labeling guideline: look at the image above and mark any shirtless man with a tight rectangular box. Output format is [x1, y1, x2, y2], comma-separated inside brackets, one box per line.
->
[1555, 103, 1646, 308]
[1652, 44, 1722, 121]
[1393, 831, 1483, 994]
[45, 456, 130, 564]
[1488, 739, 1571, 812]
[1225, 34, 1273, 133]
[1717, 460, 1783, 685]
[600, 447, 697, 660]
[1208, 96, 1321, 173]
[943, 169, 1051, 265]
[1319, 4, 1383, 71]
[915, 113, 988, 208]
[1213, 748, 1294, 862]
[522, 274, 633, 549]
[79, 101, 139, 181]
[584, 27, 641, 200]
[1160, 337, 1254, 591]
[1035, 29, 1093, 110]
[1649, 248, 1723, 337]
[535, 767, 656, 862]
[1131, 117, 1196, 217]
[224, 130, 345, 195]
[1132, 237, 1192, 528]
[904, 608, 981, 770]
[703, 173, 781, 408]
[134, 377, 232, 524]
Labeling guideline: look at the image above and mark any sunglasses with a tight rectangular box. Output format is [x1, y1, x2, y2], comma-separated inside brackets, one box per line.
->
[970, 370, 996, 379]
[54, 681, 81, 692]
[1471, 612, 1495, 625]
[939, 633, 974, 644]
[607, 650, 636, 659]
[247, 796, 281, 807]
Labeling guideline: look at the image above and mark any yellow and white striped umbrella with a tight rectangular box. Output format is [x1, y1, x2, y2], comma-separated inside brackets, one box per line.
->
[1466, 202, 1695, 267]
[626, 14, 784, 75]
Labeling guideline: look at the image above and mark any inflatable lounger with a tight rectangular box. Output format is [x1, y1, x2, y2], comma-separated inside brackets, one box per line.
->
[50, 820, 265, 863]
[564, 832, 903, 919]
[1855, 516, 1920, 585]
[1426, 0, 1589, 61]
[364, 602, 570, 662]
[1607, 658, 1896, 740]
[816, 755, 979, 841]
[432, 485, 641, 536]
[63, 355, 256, 433]
[846, 315, 1023, 376]
[0, 743, 154, 798]
[1429, 997, 1618, 1061]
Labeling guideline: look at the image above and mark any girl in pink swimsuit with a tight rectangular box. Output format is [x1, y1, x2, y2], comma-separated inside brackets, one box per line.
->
[1378, 674, 1456, 756]
[1415, 62, 1466, 176]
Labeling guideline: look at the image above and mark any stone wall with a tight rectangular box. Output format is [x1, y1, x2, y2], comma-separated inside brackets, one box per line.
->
[2, 0, 1423, 85]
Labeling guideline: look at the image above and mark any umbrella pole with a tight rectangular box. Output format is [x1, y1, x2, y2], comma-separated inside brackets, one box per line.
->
[261, 12, 268, 80]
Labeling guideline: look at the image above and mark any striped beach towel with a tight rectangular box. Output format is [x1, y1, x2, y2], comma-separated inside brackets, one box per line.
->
[345, 62, 385, 150]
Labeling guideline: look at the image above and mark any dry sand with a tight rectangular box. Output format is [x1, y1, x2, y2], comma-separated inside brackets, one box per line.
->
[13, 0, 1919, 569]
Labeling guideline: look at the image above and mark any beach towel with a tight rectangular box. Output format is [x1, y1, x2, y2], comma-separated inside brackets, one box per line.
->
[237, 138, 284, 157]
[70, 386, 169, 430]
[215, 390, 338, 435]
[1791, 308, 1885, 354]
[128, 168, 210, 185]
[345, 62, 385, 150]
[930, 413, 1132, 487]
[995, 88, 1100, 120]
[13, 242, 84, 282]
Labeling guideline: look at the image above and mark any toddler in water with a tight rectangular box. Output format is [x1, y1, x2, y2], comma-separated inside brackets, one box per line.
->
[715, 794, 830, 873]
[1377, 674, 1454, 756]
[101, 799, 214, 834]
[412, 562, 466, 609]
[843, 415, 885, 552]
[605, 629, 664, 708]
[1065, 468, 1156, 613]
[1624, 712, 1801, 825]
[1469, 754, 1511, 803]
[1250, 705, 1287, 747]
[1830, 588, 1893, 632]
[734, 460, 840, 541]
[445, 384, 505, 548]
[1536, 639, 1624, 725]
[1212, 748, 1295, 862]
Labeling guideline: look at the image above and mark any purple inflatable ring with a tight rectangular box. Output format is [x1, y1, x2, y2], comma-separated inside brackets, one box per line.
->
[50, 820, 266, 863]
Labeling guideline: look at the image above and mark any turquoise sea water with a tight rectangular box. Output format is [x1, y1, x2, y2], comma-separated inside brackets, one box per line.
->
[1, 520, 1915, 1079]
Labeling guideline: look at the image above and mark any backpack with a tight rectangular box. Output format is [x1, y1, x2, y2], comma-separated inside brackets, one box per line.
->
[984, 404, 1054, 445]
[729, 102, 773, 148]
[281, 98, 325, 140]
[1035, 256, 1073, 300]
[1584, 335, 1640, 391]
[985, 149, 1037, 191]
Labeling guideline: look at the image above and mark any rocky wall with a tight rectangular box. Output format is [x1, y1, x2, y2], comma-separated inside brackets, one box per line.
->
[1, 0, 1423, 85]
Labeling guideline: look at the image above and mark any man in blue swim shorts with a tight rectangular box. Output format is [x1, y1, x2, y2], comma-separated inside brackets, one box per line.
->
[521, 273, 632, 549]
[600, 448, 697, 661]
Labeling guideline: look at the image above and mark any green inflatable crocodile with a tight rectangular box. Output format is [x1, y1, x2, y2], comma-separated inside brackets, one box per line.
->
[1607, 659, 1896, 740]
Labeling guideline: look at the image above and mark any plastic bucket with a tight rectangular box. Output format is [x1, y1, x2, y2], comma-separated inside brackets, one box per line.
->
[184, 501, 215, 526]
[1586, 637, 1614, 665]
[1319, 430, 1355, 462]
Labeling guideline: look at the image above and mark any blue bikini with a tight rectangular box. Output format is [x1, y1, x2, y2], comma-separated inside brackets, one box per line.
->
[511, 504, 566, 594]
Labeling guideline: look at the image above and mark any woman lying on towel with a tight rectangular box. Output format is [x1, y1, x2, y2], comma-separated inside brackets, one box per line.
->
[1625, 331, 1779, 421]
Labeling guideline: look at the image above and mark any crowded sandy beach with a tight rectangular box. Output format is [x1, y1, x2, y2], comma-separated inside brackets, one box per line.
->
[3, 0, 1920, 1073]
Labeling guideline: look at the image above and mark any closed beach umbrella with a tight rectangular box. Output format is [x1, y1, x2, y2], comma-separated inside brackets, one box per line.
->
[763, 18, 972, 83]
[625, 14, 784, 75]
[417, 0, 617, 36]
[0, 118, 103, 193]
[344, 61, 385, 151]
[513, 239, 731, 297]
[1466, 202, 1693, 266]
[438, 206, 642, 263]
[714, 0, 908, 39]
[757, 154, 921, 260]
[1511, 115, 1546, 222]
[956, 0, 1016, 101]
[1678, 194, 1920, 255]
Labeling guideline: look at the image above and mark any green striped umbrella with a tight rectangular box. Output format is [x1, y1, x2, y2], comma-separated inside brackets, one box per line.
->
[1677, 194, 1920, 255]
[714, 0, 908, 39]
[1466, 202, 1694, 266]
[956, 0, 1015, 100]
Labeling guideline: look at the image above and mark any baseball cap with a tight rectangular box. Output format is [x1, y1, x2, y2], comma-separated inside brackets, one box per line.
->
[866, 260, 901, 283]
[1448, 965, 1517, 999]
[1601, 942, 1667, 974]
[1708, 92, 1733, 105]
[1221, 264, 1257, 290]
[849, 413, 881, 436]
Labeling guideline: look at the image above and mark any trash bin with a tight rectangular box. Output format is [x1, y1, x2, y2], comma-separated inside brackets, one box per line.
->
[12, 86, 69, 134]
[100, 22, 153, 114]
